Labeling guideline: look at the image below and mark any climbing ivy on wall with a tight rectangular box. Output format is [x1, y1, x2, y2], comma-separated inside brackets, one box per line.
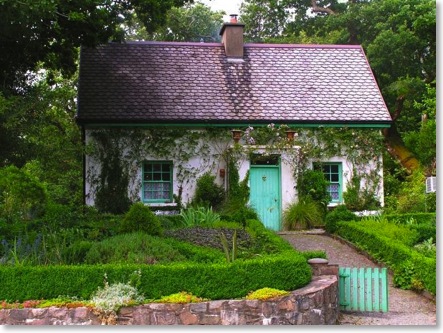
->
[86, 127, 231, 211]
[85, 125, 386, 212]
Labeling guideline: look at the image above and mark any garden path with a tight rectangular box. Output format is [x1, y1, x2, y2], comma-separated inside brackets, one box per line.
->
[279, 230, 437, 326]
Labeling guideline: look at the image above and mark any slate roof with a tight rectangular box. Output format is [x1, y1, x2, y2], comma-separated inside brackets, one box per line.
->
[76, 41, 392, 127]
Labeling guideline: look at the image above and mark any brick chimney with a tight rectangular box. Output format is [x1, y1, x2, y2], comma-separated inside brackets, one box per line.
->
[219, 14, 245, 58]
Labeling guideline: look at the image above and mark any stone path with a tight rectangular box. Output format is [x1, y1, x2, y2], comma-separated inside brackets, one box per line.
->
[279, 231, 437, 326]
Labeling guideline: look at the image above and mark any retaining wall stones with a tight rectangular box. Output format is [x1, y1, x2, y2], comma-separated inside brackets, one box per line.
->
[0, 261, 339, 325]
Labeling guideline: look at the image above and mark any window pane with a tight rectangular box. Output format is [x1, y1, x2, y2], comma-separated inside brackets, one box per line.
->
[331, 174, 339, 182]
[328, 184, 340, 201]
[330, 165, 339, 173]
[143, 161, 172, 202]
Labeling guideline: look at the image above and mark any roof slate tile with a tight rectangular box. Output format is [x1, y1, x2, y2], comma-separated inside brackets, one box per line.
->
[77, 42, 391, 125]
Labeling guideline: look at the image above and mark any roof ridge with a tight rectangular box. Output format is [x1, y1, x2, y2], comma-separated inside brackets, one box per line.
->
[103, 41, 362, 50]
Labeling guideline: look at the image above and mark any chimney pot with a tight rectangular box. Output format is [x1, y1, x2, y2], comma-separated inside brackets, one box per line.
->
[230, 14, 238, 23]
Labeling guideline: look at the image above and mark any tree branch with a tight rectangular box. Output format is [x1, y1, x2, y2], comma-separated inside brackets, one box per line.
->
[391, 95, 405, 121]
[311, 0, 336, 15]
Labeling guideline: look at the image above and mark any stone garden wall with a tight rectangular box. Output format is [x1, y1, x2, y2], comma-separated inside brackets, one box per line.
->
[0, 261, 339, 325]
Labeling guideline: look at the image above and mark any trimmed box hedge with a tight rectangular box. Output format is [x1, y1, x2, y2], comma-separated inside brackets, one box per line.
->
[0, 250, 311, 302]
[335, 221, 436, 295]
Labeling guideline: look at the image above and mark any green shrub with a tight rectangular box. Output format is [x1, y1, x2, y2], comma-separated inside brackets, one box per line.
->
[396, 169, 427, 213]
[384, 213, 436, 225]
[192, 172, 225, 210]
[342, 170, 380, 211]
[62, 240, 94, 264]
[119, 202, 163, 236]
[282, 196, 323, 230]
[246, 219, 295, 254]
[219, 200, 258, 227]
[357, 216, 419, 247]
[40, 203, 80, 230]
[297, 169, 331, 212]
[407, 224, 436, 244]
[157, 214, 184, 230]
[413, 238, 436, 258]
[0, 165, 47, 222]
[84, 232, 224, 265]
[425, 192, 436, 212]
[393, 260, 416, 290]
[324, 205, 356, 234]
[84, 232, 186, 264]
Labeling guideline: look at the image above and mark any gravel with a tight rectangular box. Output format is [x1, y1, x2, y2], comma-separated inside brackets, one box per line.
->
[279, 230, 437, 326]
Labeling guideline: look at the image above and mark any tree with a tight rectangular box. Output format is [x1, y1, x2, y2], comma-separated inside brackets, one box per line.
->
[239, 0, 346, 43]
[149, 1, 225, 42]
[0, 67, 83, 205]
[0, 0, 191, 95]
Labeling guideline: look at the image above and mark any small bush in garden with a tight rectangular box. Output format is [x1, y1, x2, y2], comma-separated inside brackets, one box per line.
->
[297, 169, 331, 214]
[154, 291, 207, 304]
[91, 271, 144, 312]
[282, 196, 323, 230]
[192, 172, 225, 210]
[245, 287, 289, 301]
[325, 205, 356, 234]
[90, 276, 144, 321]
[119, 202, 163, 236]
[413, 237, 436, 258]
[219, 200, 258, 227]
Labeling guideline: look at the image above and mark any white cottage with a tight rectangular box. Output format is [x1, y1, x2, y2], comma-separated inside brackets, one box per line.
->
[76, 19, 392, 231]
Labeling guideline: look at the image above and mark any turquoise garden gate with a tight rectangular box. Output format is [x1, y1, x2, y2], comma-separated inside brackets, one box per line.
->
[339, 267, 389, 312]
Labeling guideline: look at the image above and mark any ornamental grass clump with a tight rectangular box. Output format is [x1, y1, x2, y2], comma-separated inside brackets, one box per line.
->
[179, 206, 220, 227]
[282, 197, 323, 230]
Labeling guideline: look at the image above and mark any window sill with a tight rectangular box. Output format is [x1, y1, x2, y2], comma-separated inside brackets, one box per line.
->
[145, 203, 177, 207]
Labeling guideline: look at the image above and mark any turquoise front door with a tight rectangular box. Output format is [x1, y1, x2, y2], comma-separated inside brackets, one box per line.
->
[249, 166, 281, 231]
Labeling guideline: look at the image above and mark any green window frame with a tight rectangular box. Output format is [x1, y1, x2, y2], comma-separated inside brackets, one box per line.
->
[314, 162, 342, 204]
[142, 161, 173, 203]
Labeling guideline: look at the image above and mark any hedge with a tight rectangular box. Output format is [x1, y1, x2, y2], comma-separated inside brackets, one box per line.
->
[0, 250, 311, 302]
[383, 213, 436, 244]
[335, 221, 436, 295]
[383, 213, 436, 225]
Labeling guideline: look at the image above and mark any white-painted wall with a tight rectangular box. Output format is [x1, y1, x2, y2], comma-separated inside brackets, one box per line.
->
[84, 130, 384, 211]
